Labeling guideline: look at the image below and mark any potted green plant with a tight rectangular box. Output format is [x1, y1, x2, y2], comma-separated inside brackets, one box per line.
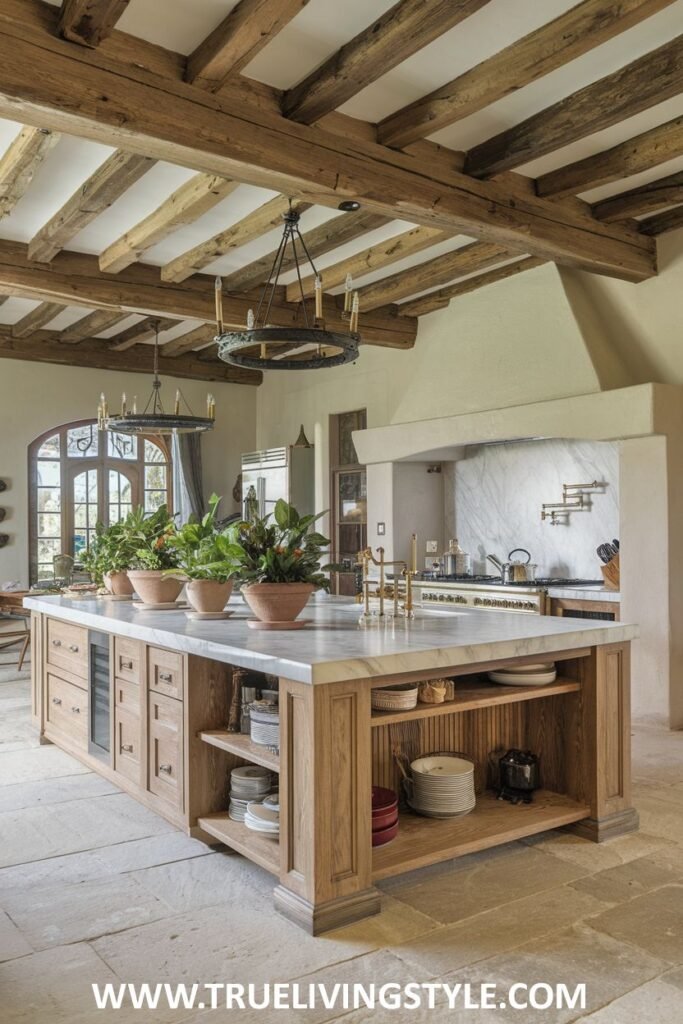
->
[81, 519, 136, 596]
[123, 505, 182, 605]
[165, 494, 239, 613]
[229, 499, 334, 628]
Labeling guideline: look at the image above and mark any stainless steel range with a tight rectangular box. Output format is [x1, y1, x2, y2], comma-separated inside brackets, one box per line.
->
[412, 575, 604, 615]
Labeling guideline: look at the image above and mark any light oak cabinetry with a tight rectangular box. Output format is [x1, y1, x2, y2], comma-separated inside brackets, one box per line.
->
[549, 596, 620, 620]
[148, 691, 184, 812]
[45, 671, 88, 746]
[45, 618, 88, 679]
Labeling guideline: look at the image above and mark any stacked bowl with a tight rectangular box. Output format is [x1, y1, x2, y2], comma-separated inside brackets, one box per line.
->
[488, 662, 556, 686]
[372, 786, 399, 846]
[229, 765, 273, 822]
[245, 793, 280, 837]
[407, 755, 476, 818]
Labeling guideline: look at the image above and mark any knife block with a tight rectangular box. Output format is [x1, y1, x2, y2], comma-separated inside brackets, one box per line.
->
[601, 553, 620, 591]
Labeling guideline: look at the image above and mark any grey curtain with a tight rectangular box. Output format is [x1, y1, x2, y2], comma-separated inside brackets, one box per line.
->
[172, 433, 204, 524]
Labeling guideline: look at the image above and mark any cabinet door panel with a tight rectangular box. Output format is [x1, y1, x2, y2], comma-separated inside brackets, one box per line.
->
[148, 692, 183, 812]
[148, 647, 184, 701]
[114, 705, 142, 785]
[46, 672, 88, 747]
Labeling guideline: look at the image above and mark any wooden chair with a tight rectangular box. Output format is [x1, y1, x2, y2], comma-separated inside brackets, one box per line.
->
[0, 621, 30, 670]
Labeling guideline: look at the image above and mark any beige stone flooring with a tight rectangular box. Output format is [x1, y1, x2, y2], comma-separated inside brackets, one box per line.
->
[0, 652, 681, 1023]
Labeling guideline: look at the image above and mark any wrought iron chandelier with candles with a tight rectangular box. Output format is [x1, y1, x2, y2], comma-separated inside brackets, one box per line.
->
[215, 202, 361, 371]
[97, 320, 215, 436]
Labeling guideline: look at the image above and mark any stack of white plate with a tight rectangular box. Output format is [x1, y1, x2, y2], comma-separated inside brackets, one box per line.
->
[488, 663, 556, 687]
[408, 755, 476, 819]
[228, 765, 272, 822]
[245, 800, 279, 836]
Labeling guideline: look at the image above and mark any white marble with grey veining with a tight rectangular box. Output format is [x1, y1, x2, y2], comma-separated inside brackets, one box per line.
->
[24, 592, 638, 685]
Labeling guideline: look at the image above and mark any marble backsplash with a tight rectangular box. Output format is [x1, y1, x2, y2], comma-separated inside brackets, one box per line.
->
[444, 438, 619, 580]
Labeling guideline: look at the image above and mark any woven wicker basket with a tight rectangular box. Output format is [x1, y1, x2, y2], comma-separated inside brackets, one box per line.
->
[371, 683, 419, 711]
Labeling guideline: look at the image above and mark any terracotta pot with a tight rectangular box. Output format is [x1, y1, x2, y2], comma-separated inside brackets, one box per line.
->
[127, 570, 183, 605]
[241, 582, 314, 623]
[103, 571, 134, 597]
[186, 579, 233, 613]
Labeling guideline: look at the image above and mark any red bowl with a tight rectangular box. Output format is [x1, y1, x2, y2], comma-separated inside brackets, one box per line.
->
[372, 807, 399, 831]
[372, 819, 399, 847]
[372, 786, 398, 813]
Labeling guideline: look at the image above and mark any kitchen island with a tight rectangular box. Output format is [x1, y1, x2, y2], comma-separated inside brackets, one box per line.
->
[25, 593, 638, 934]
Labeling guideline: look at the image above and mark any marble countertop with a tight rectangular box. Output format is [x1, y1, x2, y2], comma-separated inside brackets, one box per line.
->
[24, 593, 637, 685]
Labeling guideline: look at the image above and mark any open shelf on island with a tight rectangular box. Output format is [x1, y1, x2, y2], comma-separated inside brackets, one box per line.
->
[372, 790, 589, 881]
[370, 677, 581, 727]
[199, 730, 280, 773]
[198, 812, 280, 876]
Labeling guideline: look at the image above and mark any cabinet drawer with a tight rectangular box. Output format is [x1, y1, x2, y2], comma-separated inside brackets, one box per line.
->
[148, 692, 184, 811]
[114, 677, 141, 719]
[148, 647, 184, 701]
[114, 637, 143, 685]
[46, 619, 88, 681]
[46, 672, 88, 746]
[114, 706, 142, 785]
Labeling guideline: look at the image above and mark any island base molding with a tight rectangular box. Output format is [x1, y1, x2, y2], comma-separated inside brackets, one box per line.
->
[567, 808, 640, 843]
[273, 886, 382, 936]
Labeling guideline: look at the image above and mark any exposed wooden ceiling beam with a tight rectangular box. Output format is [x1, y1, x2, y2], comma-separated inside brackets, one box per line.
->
[358, 241, 512, 310]
[223, 210, 391, 292]
[162, 324, 217, 357]
[398, 256, 546, 316]
[11, 300, 64, 337]
[0, 240, 417, 348]
[28, 150, 155, 262]
[283, 0, 491, 125]
[378, 0, 675, 150]
[0, 325, 261, 384]
[466, 35, 683, 178]
[99, 173, 238, 274]
[638, 204, 683, 235]
[592, 170, 683, 222]
[108, 315, 177, 352]
[0, 125, 59, 219]
[535, 115, 683, 199]
[58, 0, 130, 47]
[160, 196, 310, 284]
[59, 307, 131, 343]
[0, 10, 656, 283]
[288, 225, 452, 301]
[187, 0, 310, 91]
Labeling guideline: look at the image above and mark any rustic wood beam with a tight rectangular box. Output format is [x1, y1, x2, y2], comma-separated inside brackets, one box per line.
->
[28, 150, 155, 262]
[0, 325, 261, 384]
[638, 204, 683, 235]
[0, 125, 59, 219]
[358, 241, 512, 310]
[283, 0, 490, 125]
[223, 210, 391, 292]
[108, 316, 177, 352]
[160, 196, 310, 284]
[466, 35, 683, 178]
[11, 300, 64, 337]
[287, 225, 452, 301]
[187, 0, 309, 91]
[0, 240, 417, 348]
[398, 256, 546, 316]
[0, 9, 655, 283]
[378, 0, 675, 149]
[59, 307, 131, 343]
[535, 115, 683, 199]
[99, 173, 239, 274]
[161, 324, 216, 357]
[592, 171, 683, 222]
[58, 0, 130, 47]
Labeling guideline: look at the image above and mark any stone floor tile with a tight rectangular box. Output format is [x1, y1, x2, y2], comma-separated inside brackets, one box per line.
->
[0, 909, 32, 963]
[576, 978, 683, 1022]
[0, 792, 176, 868]
[391, 885, 606, 977]
[329, 895, 440, 948]
[0, 772, 119, 813]
[660, 964, 683, 990]
[0, 708, 39, 750]
[385, 846, 587, 924]
[0, 745, 90, 786]
[95, 832, 213, 875]
[588, 884, 683, 962]
[631, 724, 683, 785]
[131, 847, 274, 913]
[521, 828, 670, 871]
[570, 852, 682, 905]
[2, 874, 174, 950]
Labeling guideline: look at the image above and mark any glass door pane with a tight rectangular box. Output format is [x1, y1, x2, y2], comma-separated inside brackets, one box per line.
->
[73, 469, 98, 559]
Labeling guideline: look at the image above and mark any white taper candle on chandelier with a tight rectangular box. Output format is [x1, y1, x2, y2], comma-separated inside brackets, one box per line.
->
[344, 273, 353, 312]
[100, 392, 108, 417]
[350, 292, 360, 333]
[215, 276, 224, 333]
[314, 275, 323, 320]
[174, 390, 180, 415]
[121, 393, 127, 416]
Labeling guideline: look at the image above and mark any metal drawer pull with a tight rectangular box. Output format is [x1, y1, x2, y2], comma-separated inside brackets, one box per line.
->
[52, 696, 62, 705]
[159, 764, 173, 774]
[69, 644, 79, 652]
[121, 659, 133, 670]
[121, 743, 134, 753]
[51, 639, 62, 647]
[71, 706, 81, 713]
[158, 672, 173, 683]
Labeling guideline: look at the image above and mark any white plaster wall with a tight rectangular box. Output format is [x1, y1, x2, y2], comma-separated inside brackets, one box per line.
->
[0, 358, 257, 585]
[447, 439, 620, 579]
